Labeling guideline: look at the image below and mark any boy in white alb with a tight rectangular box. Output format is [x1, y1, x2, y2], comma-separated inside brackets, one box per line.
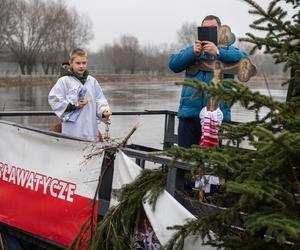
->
[48, 48, 111, 141]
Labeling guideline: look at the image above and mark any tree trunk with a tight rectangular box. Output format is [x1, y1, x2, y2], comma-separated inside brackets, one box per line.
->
[26, 63, 34, 75]
[286, 68, 300, 101]
[19, 63, 26, 75]
[42, 63, 50, 75]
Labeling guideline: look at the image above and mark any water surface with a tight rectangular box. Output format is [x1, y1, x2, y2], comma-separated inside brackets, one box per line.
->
[0, 80, 287, 149]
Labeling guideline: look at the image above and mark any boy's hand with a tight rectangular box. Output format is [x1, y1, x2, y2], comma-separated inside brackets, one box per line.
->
[76, 99, 88, 109]
[102, 109, 112, 118]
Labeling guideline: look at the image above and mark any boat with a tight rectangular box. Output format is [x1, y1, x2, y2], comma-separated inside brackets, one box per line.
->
[0, 110, 216, 250]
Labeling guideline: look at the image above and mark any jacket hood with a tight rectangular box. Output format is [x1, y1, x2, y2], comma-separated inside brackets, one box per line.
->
[60, 63, 89, 84]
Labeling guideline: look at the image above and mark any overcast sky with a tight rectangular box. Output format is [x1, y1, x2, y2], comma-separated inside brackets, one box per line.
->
[65, 0, 271, 52]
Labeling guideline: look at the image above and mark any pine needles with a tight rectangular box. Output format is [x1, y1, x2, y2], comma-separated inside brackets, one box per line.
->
[162, 79, 300, 249]
[87, 168, 167, 250]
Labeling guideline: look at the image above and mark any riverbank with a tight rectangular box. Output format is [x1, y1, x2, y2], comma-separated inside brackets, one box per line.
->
[0, 74, 288, 89]
[0, 74, 184, 87]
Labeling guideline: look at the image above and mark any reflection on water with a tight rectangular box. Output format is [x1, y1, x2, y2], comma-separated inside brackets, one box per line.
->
[0, 80, 287, 149]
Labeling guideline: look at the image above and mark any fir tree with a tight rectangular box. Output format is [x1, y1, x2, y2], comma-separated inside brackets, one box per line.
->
[240, 0, 300, 100]
[163, 1, 300, 249]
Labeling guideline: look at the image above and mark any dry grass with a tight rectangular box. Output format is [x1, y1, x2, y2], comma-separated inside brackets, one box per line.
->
[0, 74, 287, 88]
[0, 74, 184, 87]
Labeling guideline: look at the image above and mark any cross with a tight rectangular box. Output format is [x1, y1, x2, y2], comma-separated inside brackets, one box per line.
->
[187, 25, 257, 111]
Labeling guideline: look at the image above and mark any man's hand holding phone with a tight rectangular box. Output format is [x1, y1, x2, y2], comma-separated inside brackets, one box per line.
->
[196, 26, 219, 56]
[193, 40, 203, 56]
[201, 41, 219, 56]
[194, 40, 219, 57]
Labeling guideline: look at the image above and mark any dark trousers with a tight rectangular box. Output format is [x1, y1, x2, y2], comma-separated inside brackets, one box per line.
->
[178, 117, 201, 148]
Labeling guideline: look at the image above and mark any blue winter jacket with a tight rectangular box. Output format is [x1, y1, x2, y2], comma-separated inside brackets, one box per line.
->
[168, 45, 247, 121]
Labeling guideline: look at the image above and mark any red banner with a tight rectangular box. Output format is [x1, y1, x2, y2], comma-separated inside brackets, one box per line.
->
[0, 121, 102, 247]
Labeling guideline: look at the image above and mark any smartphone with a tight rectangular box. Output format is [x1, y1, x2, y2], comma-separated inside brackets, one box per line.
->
[197, 26, 218, 45]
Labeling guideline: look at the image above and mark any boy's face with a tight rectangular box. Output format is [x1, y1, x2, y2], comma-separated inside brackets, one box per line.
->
[70, 55, 87, 76]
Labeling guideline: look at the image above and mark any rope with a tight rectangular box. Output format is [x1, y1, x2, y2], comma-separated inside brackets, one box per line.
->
[104, 117, 111, 143]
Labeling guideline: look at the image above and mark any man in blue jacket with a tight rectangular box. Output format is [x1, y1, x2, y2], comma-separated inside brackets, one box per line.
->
[168, 15, 247, 148]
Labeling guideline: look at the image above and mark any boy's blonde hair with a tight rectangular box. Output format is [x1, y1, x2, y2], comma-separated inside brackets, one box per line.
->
[69, 48, 88, 62]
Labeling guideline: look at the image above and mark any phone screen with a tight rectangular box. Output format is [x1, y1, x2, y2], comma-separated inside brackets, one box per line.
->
[197, 26, 218, 45]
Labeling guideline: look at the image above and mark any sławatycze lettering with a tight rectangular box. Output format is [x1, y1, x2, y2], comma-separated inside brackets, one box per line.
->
[0, 162, 76, 202]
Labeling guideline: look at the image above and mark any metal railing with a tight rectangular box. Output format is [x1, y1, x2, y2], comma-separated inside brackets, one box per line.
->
[0, 110, 225, 249]
[0, 110, 178, 149]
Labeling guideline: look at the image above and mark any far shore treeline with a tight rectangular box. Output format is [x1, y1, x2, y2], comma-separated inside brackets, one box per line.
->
[0, 0, 286, 77]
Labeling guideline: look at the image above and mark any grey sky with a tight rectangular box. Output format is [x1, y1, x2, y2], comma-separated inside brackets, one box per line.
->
[65, 0, 270, 52]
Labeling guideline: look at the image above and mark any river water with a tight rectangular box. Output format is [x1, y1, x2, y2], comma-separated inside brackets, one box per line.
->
[0, 79, 287, 149]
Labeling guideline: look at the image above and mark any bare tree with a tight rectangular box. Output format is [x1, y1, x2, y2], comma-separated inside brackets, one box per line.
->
[154, 44, 172, 75]
[109, 44, 125, 74]
[8, 0, 54, 74]
[140, 44, 157, 74]
[57, 8, 93, 60]
[89, 45, 114, 73]
[7, 0, 93, 75]
[140, 43, 171, 75]
[39, 0, 68, 74]
[107, 35, 141, 74]
[177, 22, 197, 47]
[39, 3, 93, 75]
[119, 35, 141, 74]
[0, 0, 16, 50]
[91, 41, 175, 75]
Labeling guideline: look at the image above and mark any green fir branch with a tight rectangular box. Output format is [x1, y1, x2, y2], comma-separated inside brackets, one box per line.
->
[87, 168, 166, 250]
